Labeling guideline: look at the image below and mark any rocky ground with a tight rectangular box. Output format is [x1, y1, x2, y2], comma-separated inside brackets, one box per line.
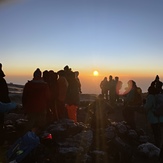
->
[0, 84, 161, 163]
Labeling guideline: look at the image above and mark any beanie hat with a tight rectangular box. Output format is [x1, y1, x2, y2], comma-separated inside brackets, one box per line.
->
[33, 68, 42, 78]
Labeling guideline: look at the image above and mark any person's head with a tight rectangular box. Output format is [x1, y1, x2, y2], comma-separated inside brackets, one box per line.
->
[33, 68, 42, 79]
[49, 70, 58, 80]
[74, 71, 79, 78]
[0, 63, 2, 70]
[132, 80, 137, 88]
[127, 80, 137, 90]
[109, 75, 113, 80]
[155, 75, 159, 81]
[115, 76, 119, 81]
[127, 80, 132, 86]
[43, 70, 49, 82]
[64, 65, 71, 71]
[57, 70, 65, 77]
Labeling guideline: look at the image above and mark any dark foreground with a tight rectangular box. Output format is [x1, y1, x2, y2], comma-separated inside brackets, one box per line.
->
[0, 85, 160, 163]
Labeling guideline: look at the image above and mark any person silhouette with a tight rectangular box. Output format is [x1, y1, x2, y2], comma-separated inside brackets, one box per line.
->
[115, 76, 122, 104]
[108, 75, 116, 106]
[74, 71, 82, 94]
[48, 70, 58, 122]
[22, 68, 50, 132]
[150, 75, 163, 94]
[144, 85, 163, 148]
[100, 77, 109, 100]
[57, 70, 68, 119]
[0, 63, 11, 145]
[122, 80, 142, 129]
[65, 71, 80, 122]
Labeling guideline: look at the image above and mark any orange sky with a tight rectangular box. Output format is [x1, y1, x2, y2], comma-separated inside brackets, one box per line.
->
[1, 1, 163, 94]
[4, 67, 162, 94]
[79, 71, 155, 94]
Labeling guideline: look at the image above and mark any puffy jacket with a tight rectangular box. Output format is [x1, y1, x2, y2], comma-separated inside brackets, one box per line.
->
[144, 94, 163, 124]
[22, 79, 50, 113]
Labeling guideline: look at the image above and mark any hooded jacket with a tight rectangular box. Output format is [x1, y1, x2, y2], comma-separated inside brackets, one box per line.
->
[144, 94, 163, 124]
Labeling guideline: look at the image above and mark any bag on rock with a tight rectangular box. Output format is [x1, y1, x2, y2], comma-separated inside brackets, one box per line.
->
[7, 131, 40, 163]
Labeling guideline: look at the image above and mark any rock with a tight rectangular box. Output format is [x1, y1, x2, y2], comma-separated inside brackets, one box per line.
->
[137, 142, 160, 158]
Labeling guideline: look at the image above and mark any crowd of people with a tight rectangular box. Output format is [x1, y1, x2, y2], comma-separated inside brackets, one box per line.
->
[100, 75, 122, 105]
[1, 63, 163, 149]
[100, 74, 163, 149]
[0, 64, 82, 145]
[122, 76, 163, 149]
[22, 65, 82, 132]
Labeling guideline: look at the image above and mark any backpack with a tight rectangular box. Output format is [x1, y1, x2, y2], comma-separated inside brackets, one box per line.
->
[7, 131, 40, 163]
[153, 94, 163, 117]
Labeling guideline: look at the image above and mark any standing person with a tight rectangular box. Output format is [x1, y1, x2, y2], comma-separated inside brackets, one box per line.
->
[57, 70, 68, 119]
[144, 86, 163, 148]
[43, 70, 58, 123]
[0, 63, 10, 103]
[74, 71, 82, 94]
[115, 76, 122, 104]
[43, 70, 50, 84]
[108, 75, 116, 106]
[100, 77, 109, 100]
[48, 70, 58, 122]
[122, 80, 142, 129]
[64, 65, 72, 81]
[22, 68, 50, 132]
[151, 75, 163, 94]
[0, 63, 11, 145]
[66, 71, 80, 122]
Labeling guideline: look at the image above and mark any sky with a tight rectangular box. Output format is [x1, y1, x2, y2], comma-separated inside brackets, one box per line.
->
[0, 0, 163, 94]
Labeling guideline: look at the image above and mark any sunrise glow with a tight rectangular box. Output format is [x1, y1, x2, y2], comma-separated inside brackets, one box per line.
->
[93, 71, 99, 76]
[1, 1, 163, 94]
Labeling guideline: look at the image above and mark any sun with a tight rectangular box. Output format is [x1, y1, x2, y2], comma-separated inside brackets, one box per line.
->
[93, 70, 99, 76]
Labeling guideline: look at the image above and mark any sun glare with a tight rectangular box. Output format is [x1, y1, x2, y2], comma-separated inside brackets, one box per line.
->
[93, 70, 99, 76]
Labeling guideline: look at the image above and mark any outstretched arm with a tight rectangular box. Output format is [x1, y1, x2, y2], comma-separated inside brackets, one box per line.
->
[0, 102, 17, 113]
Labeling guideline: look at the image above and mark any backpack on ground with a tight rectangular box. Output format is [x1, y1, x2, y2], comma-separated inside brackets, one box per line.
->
[7, 131, 40, 163]
[153, 94, 163, 117]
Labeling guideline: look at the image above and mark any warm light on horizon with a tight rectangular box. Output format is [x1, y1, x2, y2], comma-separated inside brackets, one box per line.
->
[93, 70, 99, 76]
[3, 66, 163, 94]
